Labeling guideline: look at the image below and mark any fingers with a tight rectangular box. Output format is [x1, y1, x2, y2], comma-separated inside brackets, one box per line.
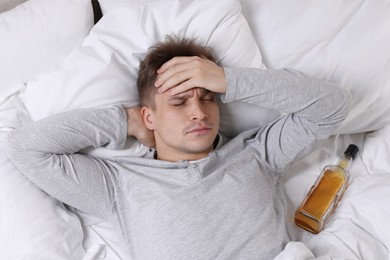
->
[156, 56, 197, 75]
[154, 56, 226, 97]
[165, 78, 198, 96]
[156, 56, 227, 96]
[155, 56, 201, 94]
[155, 65, 194, 94]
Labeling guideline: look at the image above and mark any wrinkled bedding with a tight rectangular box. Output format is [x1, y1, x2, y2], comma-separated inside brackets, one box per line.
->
[1, 0, 389, 259]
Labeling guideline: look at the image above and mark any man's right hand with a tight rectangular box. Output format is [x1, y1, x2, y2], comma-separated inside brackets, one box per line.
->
[154, 56, 226, 96]
[126, 107, 156, 148]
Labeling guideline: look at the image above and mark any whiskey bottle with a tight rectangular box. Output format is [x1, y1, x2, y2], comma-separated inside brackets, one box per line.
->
[294, 144, 359, 234]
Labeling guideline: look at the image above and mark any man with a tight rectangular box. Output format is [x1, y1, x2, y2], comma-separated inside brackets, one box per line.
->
[6, 37, 350, 259]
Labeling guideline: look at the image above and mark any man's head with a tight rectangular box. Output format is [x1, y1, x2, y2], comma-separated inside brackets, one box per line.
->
[137, 36, 220, 162]
[137, 36, 216, 108]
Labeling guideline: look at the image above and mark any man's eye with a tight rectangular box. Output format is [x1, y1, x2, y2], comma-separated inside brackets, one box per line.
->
[172, 101, 185, 106]
[202, 97, 216, 102]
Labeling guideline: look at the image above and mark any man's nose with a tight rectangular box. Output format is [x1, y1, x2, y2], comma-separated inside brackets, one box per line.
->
[190, 102, 207, 121]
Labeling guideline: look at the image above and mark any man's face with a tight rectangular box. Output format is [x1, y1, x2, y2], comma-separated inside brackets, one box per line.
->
[143, 87, 219, 162]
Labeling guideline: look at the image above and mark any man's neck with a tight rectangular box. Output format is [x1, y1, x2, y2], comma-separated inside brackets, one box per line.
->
[155, 148, 212, 162]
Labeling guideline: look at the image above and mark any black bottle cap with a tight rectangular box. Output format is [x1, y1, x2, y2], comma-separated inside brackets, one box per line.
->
[344, 144, 359, 159]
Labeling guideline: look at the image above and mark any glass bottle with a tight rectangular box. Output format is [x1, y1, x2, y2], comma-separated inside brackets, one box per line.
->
[294, 144, 359, 234]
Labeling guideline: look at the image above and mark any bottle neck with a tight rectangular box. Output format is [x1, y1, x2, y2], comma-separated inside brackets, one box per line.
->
[338, 154, 353, 171]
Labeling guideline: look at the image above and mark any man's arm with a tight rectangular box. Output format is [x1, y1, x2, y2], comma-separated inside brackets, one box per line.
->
[5, 106, 129, 220]
[221, 67, 350, 173]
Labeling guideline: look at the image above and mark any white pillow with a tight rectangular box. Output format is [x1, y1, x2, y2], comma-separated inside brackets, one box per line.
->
[24, 0, 278, 138]
[0, 0, 94, 101]
[240, 0, 390, 134]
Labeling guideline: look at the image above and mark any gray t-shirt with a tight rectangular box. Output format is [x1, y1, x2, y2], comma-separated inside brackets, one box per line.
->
[6, 68, 350, 259]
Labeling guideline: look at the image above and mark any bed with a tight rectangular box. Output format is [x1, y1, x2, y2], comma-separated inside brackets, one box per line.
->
[0, 0, 389, 259]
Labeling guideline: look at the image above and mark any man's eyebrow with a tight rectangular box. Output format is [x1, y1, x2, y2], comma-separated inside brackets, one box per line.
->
[167, 88, 214, 102]
[167, 93, 192, 101]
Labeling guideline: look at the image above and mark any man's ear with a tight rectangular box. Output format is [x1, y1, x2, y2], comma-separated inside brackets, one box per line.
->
[141, 106, 155, 130]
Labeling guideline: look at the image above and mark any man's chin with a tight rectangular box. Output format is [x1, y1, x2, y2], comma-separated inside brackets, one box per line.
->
[183, 143, 214, 156]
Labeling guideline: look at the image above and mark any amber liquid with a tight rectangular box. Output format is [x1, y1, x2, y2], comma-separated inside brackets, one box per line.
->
[295, 163, 349, 234]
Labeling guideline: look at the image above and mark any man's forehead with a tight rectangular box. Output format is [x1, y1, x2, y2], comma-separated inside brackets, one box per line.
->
[165, 88, 213, 100]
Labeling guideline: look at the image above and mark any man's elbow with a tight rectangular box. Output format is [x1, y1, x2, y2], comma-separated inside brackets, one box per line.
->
[323, 87, 352, 133]
[315, 87, 351, 138]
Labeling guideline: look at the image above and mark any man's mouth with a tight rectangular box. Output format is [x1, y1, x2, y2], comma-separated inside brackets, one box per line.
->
[185, 125, 213, 135]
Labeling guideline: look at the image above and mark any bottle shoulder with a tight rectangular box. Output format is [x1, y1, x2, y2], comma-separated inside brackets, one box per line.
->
[322, 165, 349, 179]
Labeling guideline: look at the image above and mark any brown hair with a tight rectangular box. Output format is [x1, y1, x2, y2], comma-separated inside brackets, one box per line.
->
[137, 36, 216, 108]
